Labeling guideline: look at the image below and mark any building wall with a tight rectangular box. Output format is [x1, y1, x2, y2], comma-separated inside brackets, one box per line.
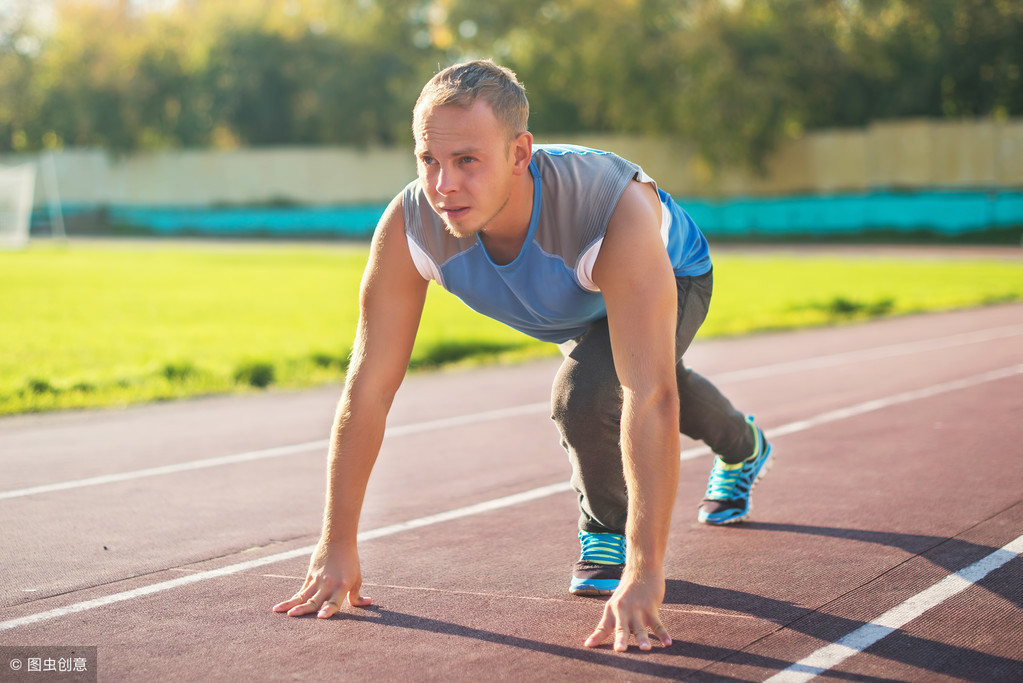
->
[7, 117, 1023, 239]
[556, 118, 1023, 196]
[22, 146, 415, 207]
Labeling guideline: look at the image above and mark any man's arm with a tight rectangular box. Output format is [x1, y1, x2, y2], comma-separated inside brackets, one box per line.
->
[585, 180, 681, 651]
[272, 193, 429, 618]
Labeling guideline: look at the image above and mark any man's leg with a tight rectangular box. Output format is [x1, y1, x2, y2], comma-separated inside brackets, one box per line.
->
[551, 271, 772, 595]
[674, 272, 774, 525]
[551, 315, 629, 596]
[552, 316, 627, 537]
[673, 272, 754, 459]
[551, 271, 738, 535]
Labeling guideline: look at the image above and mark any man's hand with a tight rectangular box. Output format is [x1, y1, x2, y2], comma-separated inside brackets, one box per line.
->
[272, 193, 423, 622]
[584, 568, 671, 652]
[271, 540, 372, 619]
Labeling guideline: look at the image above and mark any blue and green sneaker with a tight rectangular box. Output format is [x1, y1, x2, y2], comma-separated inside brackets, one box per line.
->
[698, 416, 773, 525]
[569, 531, 625, 596]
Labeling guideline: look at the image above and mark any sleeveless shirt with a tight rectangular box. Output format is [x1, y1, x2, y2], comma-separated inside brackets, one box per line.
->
[402, 144, 711, 344]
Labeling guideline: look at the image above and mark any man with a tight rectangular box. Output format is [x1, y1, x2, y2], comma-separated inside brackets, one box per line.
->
[272, 60, 773, 653]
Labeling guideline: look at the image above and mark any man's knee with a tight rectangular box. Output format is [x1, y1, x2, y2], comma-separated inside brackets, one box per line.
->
[551, 361, 621, 436]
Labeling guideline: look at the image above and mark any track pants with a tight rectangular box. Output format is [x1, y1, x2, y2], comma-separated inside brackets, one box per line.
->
[551, 269, 755, 535]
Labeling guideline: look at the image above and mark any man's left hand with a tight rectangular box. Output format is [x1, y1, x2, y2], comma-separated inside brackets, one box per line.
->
[583, 569, 672, 652]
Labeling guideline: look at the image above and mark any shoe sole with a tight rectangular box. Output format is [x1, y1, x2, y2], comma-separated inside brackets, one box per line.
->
[699, 445, 775, 525]
[569, 577, 620, 596]
[569, 585, 618, 597]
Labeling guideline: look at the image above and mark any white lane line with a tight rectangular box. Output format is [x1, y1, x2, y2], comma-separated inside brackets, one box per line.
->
[0, 482, 569, 632]
[355, 481, 570, 542]
[766, 364, 1023, 440]
[2, 325, 1018, 502]
[0, 440, 329, 501]
[383, 401, 549, 438]
[676, 364, 1023, 462]
[710, 324, 1023, 384]
[764, 533, 1023, 683]
[0, 546, 313, 633]
[0, 402, 549, 501]
[1, 364, 1020, 633]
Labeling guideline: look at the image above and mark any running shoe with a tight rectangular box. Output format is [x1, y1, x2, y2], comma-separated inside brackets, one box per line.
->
[698, 416, 773, 525]
[569, 531, 625, 596]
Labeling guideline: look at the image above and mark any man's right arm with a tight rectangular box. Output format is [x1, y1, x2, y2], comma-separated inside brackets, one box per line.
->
[272, 193, 429, 618]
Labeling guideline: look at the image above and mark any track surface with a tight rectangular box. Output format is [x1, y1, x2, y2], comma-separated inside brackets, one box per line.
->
[1, 302, 1022, 682]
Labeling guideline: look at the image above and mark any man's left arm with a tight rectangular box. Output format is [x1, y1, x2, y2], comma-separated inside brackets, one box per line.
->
[585, 180, 681, 652]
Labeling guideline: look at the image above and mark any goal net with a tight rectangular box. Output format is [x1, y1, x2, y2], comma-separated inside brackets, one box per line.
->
[0, 162, 36, 248]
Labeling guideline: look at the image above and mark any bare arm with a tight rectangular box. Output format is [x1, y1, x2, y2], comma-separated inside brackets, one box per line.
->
[272, 193, 429, 618]
[585, 180, 681, 651]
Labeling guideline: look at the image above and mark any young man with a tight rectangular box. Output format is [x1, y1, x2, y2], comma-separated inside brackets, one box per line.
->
[272, 60, 772, 652]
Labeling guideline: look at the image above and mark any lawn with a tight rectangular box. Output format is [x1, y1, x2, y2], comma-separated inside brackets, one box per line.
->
[2, 241, 1021, 415]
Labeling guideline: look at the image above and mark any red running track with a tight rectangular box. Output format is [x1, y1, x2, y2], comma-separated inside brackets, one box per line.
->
[1, 302, 1021, 682]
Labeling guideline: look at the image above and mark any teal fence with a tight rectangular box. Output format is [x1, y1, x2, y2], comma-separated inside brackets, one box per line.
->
[31, 188, 1023, 241]
[680, 189, 1023, 239]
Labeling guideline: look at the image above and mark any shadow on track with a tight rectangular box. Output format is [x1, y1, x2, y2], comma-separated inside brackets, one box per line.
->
[669, 520, 1023, 682]
[331, 606, 781, 682]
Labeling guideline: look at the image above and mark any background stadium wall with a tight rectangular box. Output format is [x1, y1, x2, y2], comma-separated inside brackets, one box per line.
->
[7, 117, 1023, 242]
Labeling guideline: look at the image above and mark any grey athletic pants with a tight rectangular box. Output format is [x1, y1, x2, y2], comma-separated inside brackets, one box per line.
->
[550, 269, 755, 535]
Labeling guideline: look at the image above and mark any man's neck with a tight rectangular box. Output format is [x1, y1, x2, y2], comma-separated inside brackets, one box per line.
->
[478, 169, 535, 265]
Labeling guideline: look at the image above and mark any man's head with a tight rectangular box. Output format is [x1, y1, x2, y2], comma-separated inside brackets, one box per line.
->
[413, 59, 529, 144]
[412, 60, 534, 241]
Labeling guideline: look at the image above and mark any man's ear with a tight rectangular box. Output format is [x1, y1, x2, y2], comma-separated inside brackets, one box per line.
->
[511, 132, 533, 175]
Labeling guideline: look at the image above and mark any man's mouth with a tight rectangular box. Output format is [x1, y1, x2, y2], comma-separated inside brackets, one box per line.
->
[440, 206, 470, 220]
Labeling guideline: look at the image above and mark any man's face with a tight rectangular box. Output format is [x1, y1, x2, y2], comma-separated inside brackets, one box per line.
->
[413, 100, 524, 239]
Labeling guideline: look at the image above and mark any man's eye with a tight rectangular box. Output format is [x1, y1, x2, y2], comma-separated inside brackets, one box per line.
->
[420, 156, 435, 165]
[460, 157, 476, 164]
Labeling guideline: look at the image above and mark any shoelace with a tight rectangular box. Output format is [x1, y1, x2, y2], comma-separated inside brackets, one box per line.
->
[578, 531, 626, 564]
[705, 461, 745, 499]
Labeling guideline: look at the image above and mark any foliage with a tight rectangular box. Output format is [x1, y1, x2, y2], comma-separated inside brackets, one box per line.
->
[1, 242, 1021, 415]
[1, 0, 1022, 168]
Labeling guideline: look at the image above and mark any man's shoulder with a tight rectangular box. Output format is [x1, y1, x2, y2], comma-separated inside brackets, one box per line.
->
[533, 143, 614, 156]
[533, 144, 639, 190]
[533, 143, 624, 164]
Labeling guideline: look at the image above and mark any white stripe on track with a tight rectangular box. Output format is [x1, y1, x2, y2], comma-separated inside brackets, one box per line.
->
[0, 403, 549, 501]
[764, 533, 1023, 683]
[711, 324, 1023, 384]
[0, 482, 570, 633]
[1, 363, 1020, 634]
[0, 440, 329, 501]
[766, 364, 1023, 440]
[2, 325, 1018, 502]
[677, 364, 1023, 461]
[0, 546, 314, 633]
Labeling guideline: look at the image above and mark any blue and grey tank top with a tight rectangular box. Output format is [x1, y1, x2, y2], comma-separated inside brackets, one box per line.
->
[402, 144, 711, 344]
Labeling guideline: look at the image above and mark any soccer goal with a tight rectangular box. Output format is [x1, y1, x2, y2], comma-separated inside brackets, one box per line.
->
[0, 161, 36, 249]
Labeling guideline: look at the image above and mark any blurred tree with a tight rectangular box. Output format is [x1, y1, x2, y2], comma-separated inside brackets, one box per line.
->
[1, 0, 1020, 172]
[12, 2, 206, 151]
[0, 0, 46, 151]
[855, 0, 1023, 119]
[203, 27, 417, 146]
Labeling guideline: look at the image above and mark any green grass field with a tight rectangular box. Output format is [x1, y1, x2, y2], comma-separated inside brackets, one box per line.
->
[2, 241, 1021, 415]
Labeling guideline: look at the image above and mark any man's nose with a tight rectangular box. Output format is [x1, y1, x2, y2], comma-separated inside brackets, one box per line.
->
[435, 164, 458, 195]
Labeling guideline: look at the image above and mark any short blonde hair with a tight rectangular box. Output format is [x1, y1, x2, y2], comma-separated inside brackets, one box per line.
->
[413, 59, 529, 141]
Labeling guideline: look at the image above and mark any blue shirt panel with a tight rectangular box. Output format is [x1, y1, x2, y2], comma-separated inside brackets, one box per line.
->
[662, 188, 712, 277]
[436, 161, 607, 343]
[431, 146, 712, 344]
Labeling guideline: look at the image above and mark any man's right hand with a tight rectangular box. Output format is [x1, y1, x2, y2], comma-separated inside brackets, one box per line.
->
[271, 194, 424, 622]
[271, 540, 372, 619]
